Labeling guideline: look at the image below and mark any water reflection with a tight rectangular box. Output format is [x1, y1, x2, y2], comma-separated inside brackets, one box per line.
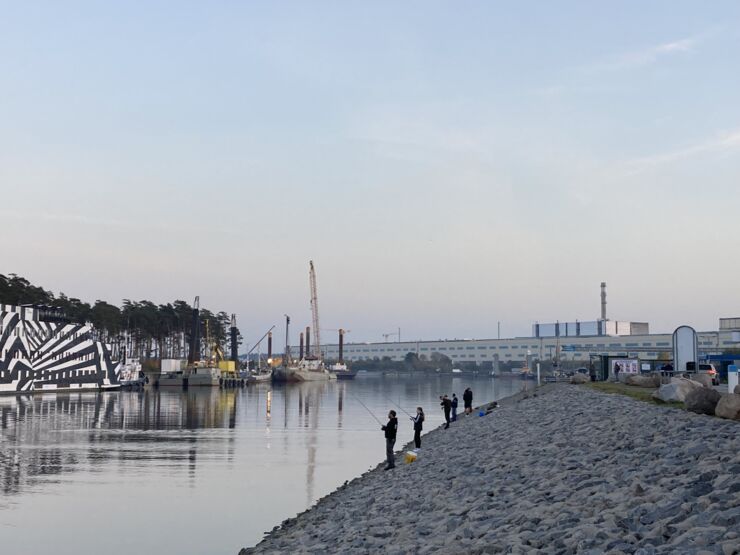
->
[0, 375, 524, 555]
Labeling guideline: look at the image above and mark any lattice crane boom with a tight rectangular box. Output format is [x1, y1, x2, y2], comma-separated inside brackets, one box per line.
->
[309, 260, 321, 359]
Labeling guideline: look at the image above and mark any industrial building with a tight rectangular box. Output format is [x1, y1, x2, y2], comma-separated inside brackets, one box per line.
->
[316, 284, 740, 368]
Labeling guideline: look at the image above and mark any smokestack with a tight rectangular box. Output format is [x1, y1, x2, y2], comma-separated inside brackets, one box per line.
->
[299, 332, 304, 359]
[267, 331, 272, 362]
[305, 326, 311, 357]
[600, 282, 607, 321]
[230, 314, 238, 363]
[338, 328, 344, 363]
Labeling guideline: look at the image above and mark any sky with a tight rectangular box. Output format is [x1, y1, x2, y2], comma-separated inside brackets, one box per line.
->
[1, 1, 740, 347]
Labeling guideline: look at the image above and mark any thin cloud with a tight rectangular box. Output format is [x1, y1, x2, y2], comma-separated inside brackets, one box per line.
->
[607, 36, 697, 69]
[621, 128, 740, 175]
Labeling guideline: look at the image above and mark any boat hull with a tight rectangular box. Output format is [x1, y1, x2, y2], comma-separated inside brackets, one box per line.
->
[272, 367, 336, 382]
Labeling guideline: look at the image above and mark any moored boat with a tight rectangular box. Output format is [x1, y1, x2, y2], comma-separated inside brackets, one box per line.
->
[329, 362, 356, 380]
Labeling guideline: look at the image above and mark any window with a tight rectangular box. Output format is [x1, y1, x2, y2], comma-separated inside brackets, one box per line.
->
[656, 342, 670, 347]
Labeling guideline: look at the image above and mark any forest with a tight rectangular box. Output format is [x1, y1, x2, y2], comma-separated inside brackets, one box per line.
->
[0, 273, 241, 359]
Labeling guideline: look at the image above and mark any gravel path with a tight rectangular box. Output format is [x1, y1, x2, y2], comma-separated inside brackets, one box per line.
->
[240, 384, 739, 555]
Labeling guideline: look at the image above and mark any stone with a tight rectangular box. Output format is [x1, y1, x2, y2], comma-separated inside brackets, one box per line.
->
[734, 384, 740, 395]
[684, 387, 722, 415]
[627, 373, 661, 388]
[653, 378, 703, 403]
[715, 394, 740, 420]
[692, 373, 714, 388]
[570, 373, 590, 384]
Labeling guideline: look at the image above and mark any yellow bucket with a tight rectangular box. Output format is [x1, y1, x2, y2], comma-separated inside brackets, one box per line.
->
[404, 451, 417, 464]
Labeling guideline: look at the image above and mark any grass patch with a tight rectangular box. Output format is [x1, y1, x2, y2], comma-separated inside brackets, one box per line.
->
[584, 381, 684, 408]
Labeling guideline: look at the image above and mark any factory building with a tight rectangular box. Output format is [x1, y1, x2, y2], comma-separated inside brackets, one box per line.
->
[317, 286, 739, 366]
[318, 328, 736, 364]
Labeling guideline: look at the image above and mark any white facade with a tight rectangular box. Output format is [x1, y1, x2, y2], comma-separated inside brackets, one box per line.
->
[313, 330, 737, 364]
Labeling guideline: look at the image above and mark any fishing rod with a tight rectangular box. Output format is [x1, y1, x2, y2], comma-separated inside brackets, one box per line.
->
[384, 395, 414, 418]
[348, 391, 383, 426]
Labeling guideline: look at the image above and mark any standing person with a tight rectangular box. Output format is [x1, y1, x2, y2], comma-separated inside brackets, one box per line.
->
[381, 410, 398, 470]
[614, 362, 622, 382]
[463, 387, 473, 415]
[411, 407, 424, 449]
[440, 395, 452, 429]
[451, 393, 458, 422]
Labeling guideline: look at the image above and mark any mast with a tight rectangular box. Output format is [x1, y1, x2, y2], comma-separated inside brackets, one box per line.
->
[309, 261, 321, 360]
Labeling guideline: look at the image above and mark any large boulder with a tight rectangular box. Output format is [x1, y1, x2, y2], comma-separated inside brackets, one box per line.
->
[570, 373, 589, 384]
[684, 387, 722, 415]
[653, 378, 703, 403]
[626, 373, 661, 388]
[692, 373, 714, 388]
[734, 384, 740, 395]
[715, 394, 740, 420]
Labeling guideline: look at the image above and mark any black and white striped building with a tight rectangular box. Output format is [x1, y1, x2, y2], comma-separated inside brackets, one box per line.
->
[0, 304, 121, 394]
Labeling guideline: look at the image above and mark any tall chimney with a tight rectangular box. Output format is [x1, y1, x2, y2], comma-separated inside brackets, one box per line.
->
[600, 282, 607, 321]
[188, 296, 201, 363]
[305, 326, 311, 357]
[299, 332, 304, 359]
[338, 328, 344, 363]
[267, 331, 272, 362]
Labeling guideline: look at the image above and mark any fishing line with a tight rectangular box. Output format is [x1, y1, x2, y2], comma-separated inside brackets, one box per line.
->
[384, 395, 414, 418]
[348, 391, 383, 425]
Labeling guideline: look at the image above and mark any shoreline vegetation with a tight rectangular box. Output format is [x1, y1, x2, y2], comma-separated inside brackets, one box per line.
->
[0, 272, 240, 359]
[240, 383, 739, 555]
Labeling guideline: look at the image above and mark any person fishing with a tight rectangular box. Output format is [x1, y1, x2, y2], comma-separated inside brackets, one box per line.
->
[411, 407, 424, 449]
[463, 387, 473, 415]
[451, 393, 458, 422]
[381, 410, 398, 470]
[439, 395, 452, 429]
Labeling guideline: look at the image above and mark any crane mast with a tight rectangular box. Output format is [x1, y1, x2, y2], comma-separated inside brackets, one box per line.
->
[309, 260, 321, 359]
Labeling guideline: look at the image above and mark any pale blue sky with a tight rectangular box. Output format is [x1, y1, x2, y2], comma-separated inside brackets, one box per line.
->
[2, 1, 739, 344]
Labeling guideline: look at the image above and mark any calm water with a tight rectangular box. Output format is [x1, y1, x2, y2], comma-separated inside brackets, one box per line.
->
[0, 373, 524, 554]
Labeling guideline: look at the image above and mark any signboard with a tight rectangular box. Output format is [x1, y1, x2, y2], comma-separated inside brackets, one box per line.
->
[673, 325, 697, 374]
[611, 358, 639, 377]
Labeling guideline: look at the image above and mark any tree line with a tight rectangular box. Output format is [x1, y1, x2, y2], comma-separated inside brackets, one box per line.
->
[0, 273, 241, 359]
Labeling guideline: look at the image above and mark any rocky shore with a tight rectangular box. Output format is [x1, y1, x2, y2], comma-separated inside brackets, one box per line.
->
[240, 384, 739, 555]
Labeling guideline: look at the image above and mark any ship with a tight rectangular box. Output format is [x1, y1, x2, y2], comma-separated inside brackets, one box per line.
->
[273, 357, 336, 383]
[272, 262, 337, 383]
[0, 303, 122, 394]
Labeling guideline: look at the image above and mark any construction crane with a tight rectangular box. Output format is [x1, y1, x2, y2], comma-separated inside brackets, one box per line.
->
[309, 260, 321, 359]
[382, 331, 400, 342]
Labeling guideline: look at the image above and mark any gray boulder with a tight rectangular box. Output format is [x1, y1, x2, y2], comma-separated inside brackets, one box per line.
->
[626, 373, 661, 388]
[653, 378, 703, 403]
[692, 373, 714, 388]
[715, 394, 740, 420]
[570, 373, 589, 384]
[734, 384, 740, 395]
[684, 387, 721, 415]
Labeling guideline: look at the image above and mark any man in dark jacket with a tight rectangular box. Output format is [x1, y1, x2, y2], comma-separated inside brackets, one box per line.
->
[451, 393, 459, 422]
[381, 410, 398, 470]
[440, 395, 452, 429]
[463, 388, 473, 415]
